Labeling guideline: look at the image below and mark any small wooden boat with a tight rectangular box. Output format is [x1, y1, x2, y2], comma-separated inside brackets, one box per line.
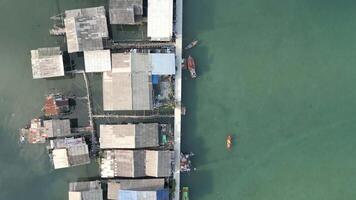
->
[182, 187, 189, 200]
[184, 40, 198, 50]
[187, 56, 197, 79]
[227, 135, 232, 149]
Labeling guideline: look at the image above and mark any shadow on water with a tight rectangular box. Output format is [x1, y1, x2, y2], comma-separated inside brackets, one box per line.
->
[182, 1, 217, 44]
[181, 35, 216, 200]
[180, 1, 219, 198]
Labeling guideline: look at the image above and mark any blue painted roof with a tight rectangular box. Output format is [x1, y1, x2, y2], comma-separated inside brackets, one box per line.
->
[152, 75, 160, 85]
[119, 189, 169, 200]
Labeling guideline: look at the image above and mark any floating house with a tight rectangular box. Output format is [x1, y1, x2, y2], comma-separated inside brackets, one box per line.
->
[43, 94, 70, 116]
[21, 118, 46, 144]
[21, 118, 71, 144]
[68, 181, 103, 200]
[43, 119, 71, 138]
[49, 137, 90, 169]
[103, 52, 175, 111]
[30, 47, 64, 79]
[107, 179, 165, 200]
[101, 150, 145, 178]
[109, 0, 143, 25]
[64, 6, 109, 53]
[84, 50, 111, 72]
[99, 123, 159, 149]
[147, 0, 173, 41]
[145, 150, 173, 177]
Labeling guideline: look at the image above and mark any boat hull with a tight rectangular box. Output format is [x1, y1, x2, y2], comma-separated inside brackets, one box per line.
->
[227, 135, 232, 149]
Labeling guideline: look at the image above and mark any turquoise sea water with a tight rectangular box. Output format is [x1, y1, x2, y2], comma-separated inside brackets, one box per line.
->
[1, 0, 356, 199]
[182, 0, 356, 200]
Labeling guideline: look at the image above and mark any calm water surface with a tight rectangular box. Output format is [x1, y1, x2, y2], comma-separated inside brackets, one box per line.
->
[182, 0, 356, 200]
[1, 0, 356, 199]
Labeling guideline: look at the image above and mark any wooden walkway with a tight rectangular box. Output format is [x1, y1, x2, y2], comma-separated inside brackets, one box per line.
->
[109, 41, 175, 49]
[81, 71, 94, 131]
[68, 70, 98, 155]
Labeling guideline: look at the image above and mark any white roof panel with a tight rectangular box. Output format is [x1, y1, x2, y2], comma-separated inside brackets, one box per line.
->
[84, 50, 112, 72]
[147, 0, 173, 41]
[53, 149, 70, 169]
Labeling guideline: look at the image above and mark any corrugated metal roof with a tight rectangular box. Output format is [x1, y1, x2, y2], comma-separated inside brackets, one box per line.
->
[68, 143, 90, 166]
[145, 151, 173, 177]
[110, 7, 135, 24]
[84, 50, 112, 72]
[118, 189, 169, 200]
[53, 149, 70, 169]
[99, 123, 159, 149]
[64, 6, 108, 53]
[150, 53, 175, 75]
[68, 192, 81, 200]
[30, 47, 64, 79]
[43, 119, 71, 138]
[147, 0, 173, 41]
[69, 181, 103, 200]
[50, 137, 90, 169]
[100, 150, 145, 178]
[103, 53, 153, 111]
[131, 53, 152, 110]
[109, 0, 143, 24]
[108, 179, 165, 200]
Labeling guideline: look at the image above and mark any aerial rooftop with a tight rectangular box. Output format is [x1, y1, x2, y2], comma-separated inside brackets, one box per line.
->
[21, 118, 71, 143]
[30, 47, 64, 79]
[84, 50, 111, 72]
[64, 6, 109, 53]
[145, 150, 173, 177]
[150, 53, 176, 75]
[50, 137, 90, 169]
[101, 150, 145, 178]
[103, 52, 175, 111]
[147, 0, 173, 41]
[43, 119, 71, 138]
[107, 179, 165, 200]
[43, 94, 70, 116]
[68, 181, 103, 200]
[103, 53, 153, 111]
[100, 150, 173, 178]
[99, 123, 159, 149]
[119, 189, 169, 200]
[109, 0, 143, 24]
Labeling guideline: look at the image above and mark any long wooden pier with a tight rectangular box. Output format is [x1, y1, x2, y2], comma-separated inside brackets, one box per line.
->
[69, 70, 98, 155]
[109, 41, 175, 49]
[81, 71, 94, 131]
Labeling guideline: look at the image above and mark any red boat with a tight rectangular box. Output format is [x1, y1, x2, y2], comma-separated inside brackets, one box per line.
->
[187, 56, 197, 79]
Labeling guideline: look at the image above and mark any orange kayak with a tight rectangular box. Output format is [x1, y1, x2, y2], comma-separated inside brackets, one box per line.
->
[227, 135, 232, 149]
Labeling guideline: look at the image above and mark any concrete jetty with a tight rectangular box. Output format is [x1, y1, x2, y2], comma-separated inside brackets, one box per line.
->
[173, 0, 183, 199]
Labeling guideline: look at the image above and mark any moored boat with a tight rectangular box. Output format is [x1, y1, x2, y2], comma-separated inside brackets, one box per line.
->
[182, 187, 189, 200]
[227, 135, 232, 149]
[180, 152, 195, 172]
[184, 40, 198, 50]
[187, 56, 197, 79]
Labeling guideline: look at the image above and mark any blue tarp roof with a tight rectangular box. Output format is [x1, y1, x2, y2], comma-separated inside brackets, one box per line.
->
[152, 75, 160, 85]
[119, 189, 169, 200]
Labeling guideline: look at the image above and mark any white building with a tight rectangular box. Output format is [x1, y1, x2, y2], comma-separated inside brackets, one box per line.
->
[84, 50, 111, 72]
[147, 0, 173, 41]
